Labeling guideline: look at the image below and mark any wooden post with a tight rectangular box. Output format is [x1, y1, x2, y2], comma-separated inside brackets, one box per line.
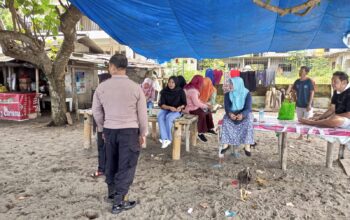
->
[151, 121, 157, 140]
[2, 67, 6, 85]
[83, 112, 92, 149]
[185, 124, 190, 152]
[339, 144, 345, 160]
[71, 66, 79, 120]
[326, 142, 334, 168]
[281, 132, 288, 171]
[35, 68, 41, 116]
[172, 122, 182, 160]
[277, 132, 282, 160]
[190, 120, 198, 147]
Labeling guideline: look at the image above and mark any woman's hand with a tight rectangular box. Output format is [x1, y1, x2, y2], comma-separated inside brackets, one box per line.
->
[229, 113, 236, 120]
[236, 114, 243, 121]
[176, 106, 183, 112]
[169, 107, 177, 112]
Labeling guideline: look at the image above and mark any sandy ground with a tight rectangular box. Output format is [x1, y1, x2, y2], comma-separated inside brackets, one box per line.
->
[0, 110, 350, 220]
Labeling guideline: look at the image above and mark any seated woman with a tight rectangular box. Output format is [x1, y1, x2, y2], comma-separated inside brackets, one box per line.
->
[183, 75, 216, 142]
[158, 76, 187, 149]
[141, 78, 156, 109]
[300, 71, 350, 129]
[221, 77, 254, 157]
[177, 75, 187, 89]
[199, 77, 218, 111]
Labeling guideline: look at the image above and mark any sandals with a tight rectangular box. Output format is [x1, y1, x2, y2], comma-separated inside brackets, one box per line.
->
[91, 171, 104, 178]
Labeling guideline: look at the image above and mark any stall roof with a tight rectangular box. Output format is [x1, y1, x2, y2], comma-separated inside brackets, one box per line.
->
[69, 0, 350, 62]
[70, 53, 161, 69]
[0, 55, 15, 62]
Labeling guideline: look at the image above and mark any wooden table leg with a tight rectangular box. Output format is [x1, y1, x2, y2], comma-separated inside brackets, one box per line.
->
[190, 120, 198, 147]
[326, 142, 334, 168]
[339, 144, 345, 160]
[281, 132, 288, 171]
[172, 122, 182, 160]
[277, 132, 282, 160]
[151, 121, 157, 140]
[83, 113, 92, 149]
[185, 124, 190, 152]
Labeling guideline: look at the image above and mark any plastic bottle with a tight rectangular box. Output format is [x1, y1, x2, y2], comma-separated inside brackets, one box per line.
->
[259, 108, 264, 122]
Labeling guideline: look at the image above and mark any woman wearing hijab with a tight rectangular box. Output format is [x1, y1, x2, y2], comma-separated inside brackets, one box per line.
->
[184, 75, 216, 142]
[141, 78, 156, 109]
[91, 73, 111, 177]
[220, 77, 254, 157]
[158, 76, 187, 149]
[199, 77, 218, 109]
[177, 75, 187, 89]
[205, 68, 215, 85]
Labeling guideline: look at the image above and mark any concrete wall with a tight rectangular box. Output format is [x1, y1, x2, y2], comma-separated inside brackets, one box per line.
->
[215, 84, 332, 109]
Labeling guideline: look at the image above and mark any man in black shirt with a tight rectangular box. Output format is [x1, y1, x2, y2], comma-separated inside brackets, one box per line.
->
[300, 71, 350, 128]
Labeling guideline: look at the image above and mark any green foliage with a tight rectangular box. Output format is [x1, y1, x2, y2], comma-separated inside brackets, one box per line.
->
[0, 8, 13, 30]
[199, 59, 225, 70]
[276, 51, 336, 85]
[4, 0, 61, 36]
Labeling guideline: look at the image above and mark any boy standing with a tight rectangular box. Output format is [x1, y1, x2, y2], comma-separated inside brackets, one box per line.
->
[292, 66, 315, 140]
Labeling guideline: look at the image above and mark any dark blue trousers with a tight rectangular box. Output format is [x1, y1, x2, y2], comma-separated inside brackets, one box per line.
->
[103, 128, 140, 204]
[97, 132, 106, 173]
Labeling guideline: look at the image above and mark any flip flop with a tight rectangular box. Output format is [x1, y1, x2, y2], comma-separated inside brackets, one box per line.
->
[90, 171, 104, 178]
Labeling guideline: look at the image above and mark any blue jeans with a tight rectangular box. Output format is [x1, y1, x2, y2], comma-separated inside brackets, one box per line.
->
[147, 101, 154, 109]
[157, 109, 181, 141]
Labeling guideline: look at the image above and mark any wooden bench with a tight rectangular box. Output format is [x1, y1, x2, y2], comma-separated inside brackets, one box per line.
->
[147, 114, 198, 160]
[78, 109, 199, 161]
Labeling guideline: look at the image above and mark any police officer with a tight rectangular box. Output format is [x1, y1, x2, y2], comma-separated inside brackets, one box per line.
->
[92, 54, 147, 214]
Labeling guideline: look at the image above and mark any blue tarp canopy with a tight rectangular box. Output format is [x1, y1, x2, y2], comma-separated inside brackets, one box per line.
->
[69, 0, 350, 62]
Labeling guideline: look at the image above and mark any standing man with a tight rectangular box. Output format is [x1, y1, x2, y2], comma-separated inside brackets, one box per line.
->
[292, 66, 315, 140]
[92, 54, 147, 214]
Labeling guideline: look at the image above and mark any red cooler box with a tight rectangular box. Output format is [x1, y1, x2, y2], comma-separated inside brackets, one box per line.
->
[0, 93, 38, 121]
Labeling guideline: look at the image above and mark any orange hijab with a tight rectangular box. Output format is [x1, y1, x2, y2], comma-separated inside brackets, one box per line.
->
[199, 77, 216, 103]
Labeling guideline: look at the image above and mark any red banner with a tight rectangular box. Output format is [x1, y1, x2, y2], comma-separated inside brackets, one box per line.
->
[0, 93, 38, 121]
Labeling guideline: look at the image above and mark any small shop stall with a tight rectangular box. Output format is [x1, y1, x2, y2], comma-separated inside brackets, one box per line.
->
[0, 55, 42, 121]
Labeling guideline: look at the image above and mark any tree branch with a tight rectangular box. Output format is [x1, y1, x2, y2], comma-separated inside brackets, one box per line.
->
[58, 0, 69, 10]
[253, 0, 321, 16]
[53, 5, 82, 79]
[0, 30, 42, 49]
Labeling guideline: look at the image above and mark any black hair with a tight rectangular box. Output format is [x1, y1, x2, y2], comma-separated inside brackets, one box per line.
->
[98, 73, 111, 83]
[300, 66, 310, 73]
[109, 54, 128, 69]
[176, 75, 187, 89]
[333, 71, 349, 83]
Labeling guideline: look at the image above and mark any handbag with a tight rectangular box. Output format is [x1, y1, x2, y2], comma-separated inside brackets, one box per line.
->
[278, 100, 295, 120]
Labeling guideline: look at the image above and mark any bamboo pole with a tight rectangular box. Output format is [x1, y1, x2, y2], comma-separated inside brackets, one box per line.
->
[172, 122, 182, 160]
[326, 142, 334, 168]
[281, 132, 288, 171]
[83, 112, 92, 149]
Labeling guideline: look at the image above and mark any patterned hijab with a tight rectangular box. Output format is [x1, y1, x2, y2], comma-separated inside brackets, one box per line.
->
[141, 78, 155, 98]
[184, 75, 204, 91]
[229, 77, 249, 112]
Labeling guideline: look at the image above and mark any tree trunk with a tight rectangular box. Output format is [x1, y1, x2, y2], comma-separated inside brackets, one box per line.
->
[46, 73, 67, 126]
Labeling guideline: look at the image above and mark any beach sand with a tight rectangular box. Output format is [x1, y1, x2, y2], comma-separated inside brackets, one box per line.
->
[0, 111, 349, 219]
